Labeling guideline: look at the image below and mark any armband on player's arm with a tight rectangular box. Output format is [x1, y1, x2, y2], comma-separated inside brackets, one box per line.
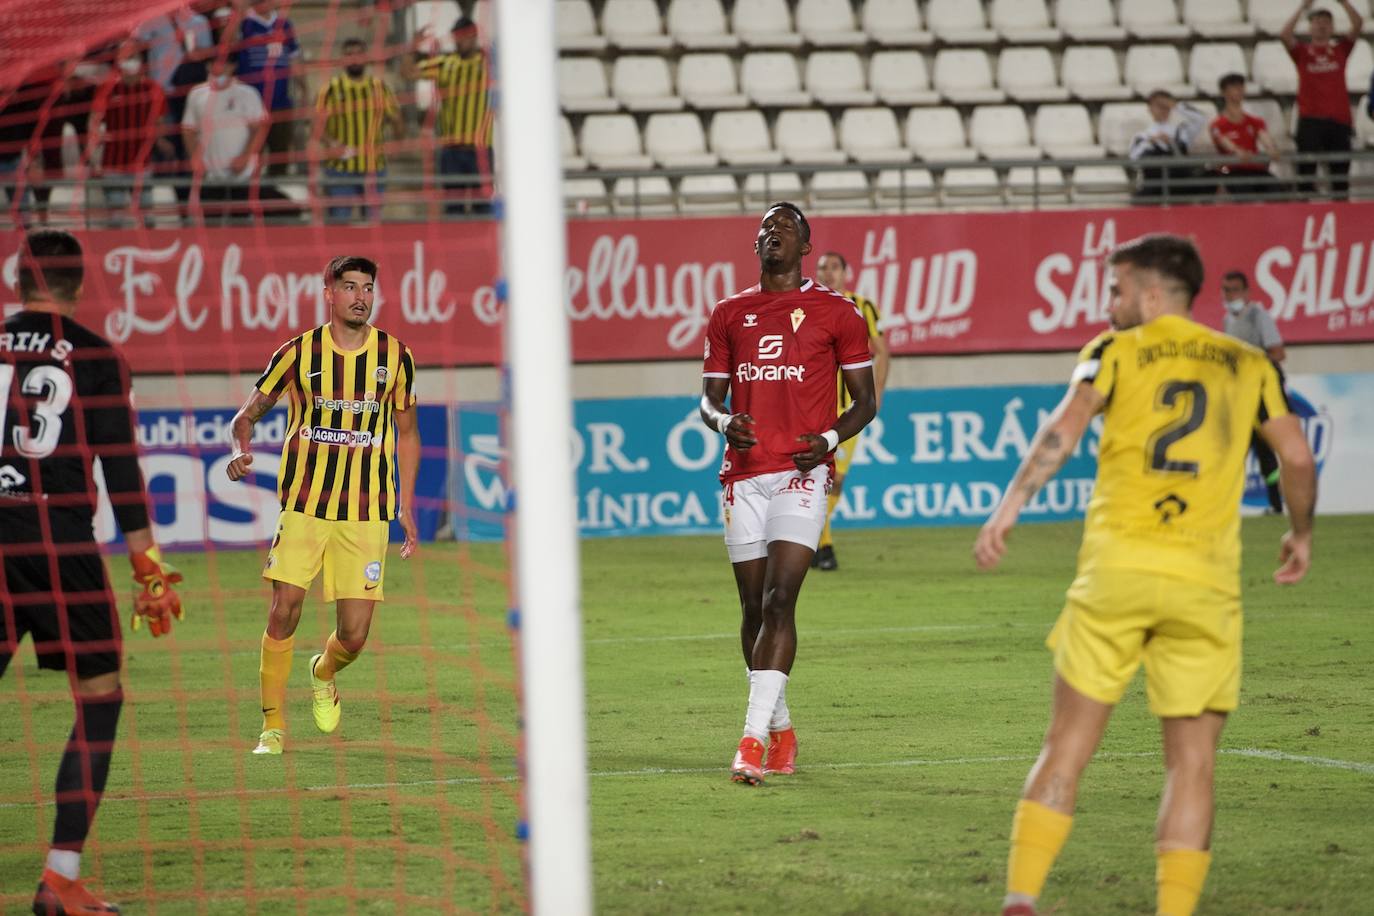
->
[129, 545, 185, 638]
[820, 430, 840, 452]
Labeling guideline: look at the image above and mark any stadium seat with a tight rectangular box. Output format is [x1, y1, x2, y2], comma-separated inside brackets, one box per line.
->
[1123, 45, 1192, 98]
[612, 56, 684, 111]
[1349, 40, 1374, 93]
[839, 107, 911, 162]
[926, 0, 999, 44]
[679, 173, 741, 212]
[678, 54, 749, 109]
[1062, 46, 1134, 101]
[933, 49, 1005, 104]
[611, 175, 675, 214]
[741, 52, 812, 107]
[861, 0, 935, 46]
[797, 0, 867, 46]
[969, 105, 1042, 159]
[743, 170, 805, 208]
[734, 0, 804, 48]
[776, 109, 848, 164]
[810, 170, 873, 211]
[1098, 101, 1152, 156]
[871, 51, 940, 106]
[601, 0, 673, 49]
[1188, 43, 1251, 95]
[1253, 40, 1299, 94]
[558, 58, 618, 113]
[990, 0, 1061, 44]
[710, 110, 785, 165]
[1246, 97, 1296, 152]
[1182, 0, 1256, 38]
[1119, 0, 1190, 39]
[1055, 0, 1126, 41]
[1183, 99, 1220, 153]
[876, 167, 938, 205]
[940, 167, 1004, 206]
[1357, 95, 1374, 146]
[1033, 104, 1105, 158]
[561, 116, 587, 170]
[1071, 165, 1134, 204]
[580, 114, 654, 169]
[906, 107, 979, 161]
[555, 0, 608, 51]
[997, 47, 1070, 102]
[665, 0, 738, 49]
[1007, 165, 1067, 202]
[805, 51, 877, 106]
[644, 113, 718, 167]
[564, 177, 611, 215]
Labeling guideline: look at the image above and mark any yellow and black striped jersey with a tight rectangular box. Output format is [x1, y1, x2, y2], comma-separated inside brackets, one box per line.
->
[316, 73, 399, 173]
[417, 51, 493, 147]
[254, 324, 416, 522]
[836, 290, 881, 414]
[1072, 314, 1291, 595]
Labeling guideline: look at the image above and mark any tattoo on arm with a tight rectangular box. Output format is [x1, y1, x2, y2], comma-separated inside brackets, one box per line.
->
[1016, 430, 1069, 498]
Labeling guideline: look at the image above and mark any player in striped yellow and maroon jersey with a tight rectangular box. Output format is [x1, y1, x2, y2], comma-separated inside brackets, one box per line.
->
[226, 255, 419, 756]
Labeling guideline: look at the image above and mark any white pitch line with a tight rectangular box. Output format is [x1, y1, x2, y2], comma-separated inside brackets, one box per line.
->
[1222, 747, 1374, 774]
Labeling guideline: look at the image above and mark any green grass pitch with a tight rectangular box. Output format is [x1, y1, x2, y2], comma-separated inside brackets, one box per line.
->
[2, 515, 1371, 914]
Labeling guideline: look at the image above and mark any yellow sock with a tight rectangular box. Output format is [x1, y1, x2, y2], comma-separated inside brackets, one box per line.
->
[259, 632, 294, 731]
[312, 631, 360, 681]
[818, 492, 839, 548]
[1156, 847, 1212, 916]
[1007, 799, 1073, 899]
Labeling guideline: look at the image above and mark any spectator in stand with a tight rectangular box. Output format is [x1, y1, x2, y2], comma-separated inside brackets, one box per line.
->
[164, 38, 219, 219]
[314, 37, 402, 223]
[182, 48, 269, 218]
[402, 16, 493, 216]
[30, 60, 103, 223]
[87, 40, 168, 227]
[1129, 89, 1212, 201]
[1209, 73, 1284, 199]
[238, 0, 303, 176]
[135, 3, 213, 89]
[1221, 270, 1287, 513]
[0, 72, 62, 222]
[1281, 0, 1363, 198]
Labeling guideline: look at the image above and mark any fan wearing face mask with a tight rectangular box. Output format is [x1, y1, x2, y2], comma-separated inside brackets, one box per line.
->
[1221, 270, 1287, 513]
[313, 37, 403, 223]
[87, 39, 169, 228]
[181, 46, 270, 216]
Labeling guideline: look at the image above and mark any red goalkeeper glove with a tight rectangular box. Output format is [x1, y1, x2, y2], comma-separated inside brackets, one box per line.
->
[129, 545, 184, 638]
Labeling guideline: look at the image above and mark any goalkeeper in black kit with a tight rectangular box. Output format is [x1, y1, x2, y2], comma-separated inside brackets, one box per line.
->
[1, 230, 184, 916]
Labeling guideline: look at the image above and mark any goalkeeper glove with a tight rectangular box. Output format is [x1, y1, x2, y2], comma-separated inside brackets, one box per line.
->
[129, 545, 184, 638]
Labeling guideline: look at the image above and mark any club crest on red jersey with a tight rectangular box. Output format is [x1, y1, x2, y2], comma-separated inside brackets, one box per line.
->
[790, 308, 805, 331]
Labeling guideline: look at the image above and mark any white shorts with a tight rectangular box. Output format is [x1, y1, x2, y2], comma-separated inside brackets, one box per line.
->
[722, 465, 831, 563]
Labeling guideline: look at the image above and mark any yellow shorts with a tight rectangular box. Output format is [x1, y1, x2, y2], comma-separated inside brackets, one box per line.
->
[263, 510, 390, 602]
[1047, 568, 1242, 718]
[833, 436, 857, 477]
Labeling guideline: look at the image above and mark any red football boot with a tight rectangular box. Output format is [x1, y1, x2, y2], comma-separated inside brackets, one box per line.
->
[33, 869, 121, 915]
[763, 727, 798, 775]
[730, 736, 765, 785]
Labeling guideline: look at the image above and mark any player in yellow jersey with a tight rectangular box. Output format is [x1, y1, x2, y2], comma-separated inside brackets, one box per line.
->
[226, 255, 420, 756]
[814, 251, 888, 570]
[973, 235, 1316, 916]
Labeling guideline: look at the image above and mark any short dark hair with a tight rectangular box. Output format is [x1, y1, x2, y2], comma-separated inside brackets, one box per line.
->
[1108, 234, 1204, 305]
[764, 201, 810, 243]
[18, 229, 83, 303]
[324, 255, 378, 284]
[452, 15, 477, 33]
[1222, 270, 1249, 289]
[342, 37, 366, 52]
[1308, 8, 1334, 21]
[1218, 72, 1246, 92]
[818, 251, 848, 269]
[1146, 89, 1175, 104]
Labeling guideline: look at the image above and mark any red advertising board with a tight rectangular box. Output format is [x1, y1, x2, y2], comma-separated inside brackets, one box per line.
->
[3, 201, 1372, 373]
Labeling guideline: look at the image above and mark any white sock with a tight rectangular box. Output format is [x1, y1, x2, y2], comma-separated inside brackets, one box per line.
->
[46, 849, 80, 880]
[769, 681, 792, 732]
[743, 670, 788, 743]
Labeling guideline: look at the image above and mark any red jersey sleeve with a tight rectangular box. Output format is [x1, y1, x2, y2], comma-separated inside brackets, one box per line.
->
[835, 300, 874, 369]
[1336, 37, 1356, 63]
[703, 301, 731, 378]
[1286, 41, 1306, 64]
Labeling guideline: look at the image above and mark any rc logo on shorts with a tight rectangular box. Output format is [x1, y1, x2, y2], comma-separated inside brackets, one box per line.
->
[364, 561, 382, 582]
[785, 476, 816, 492]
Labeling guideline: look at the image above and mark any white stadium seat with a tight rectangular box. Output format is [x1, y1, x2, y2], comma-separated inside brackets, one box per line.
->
[558, 58, 618, 113]
[612, 56, 684, 111]
[998, 47, 1070, 102]
[940, 167, 1004, 206]
[1098, 101, 1153, 157]
[797, 0, 867, 47]
[1033, 104, 1105, 158]
[805, 51, 877, 106]
[1246, 97, 1295, 152]
[1119, 0, 1190, 40]
[678, 54, 749, 109]
[1124, 45, 1192, 98]
[876, 167, 937, 206]
[1071, 165, 1134, 204]
[601, 0, 673, 50]
[564, 177, 610, 215]
[1349, 40, 1374, 93]
[839, 107, 911, 162]
[906, 107, 979, 161]
[861, 0, 934, 46]
[734, 0, 804, 48]
[1062, 46, 1134, 101]
[741, 52, 812, 107]
[1253, 40, 1299, 94]
[1008, 165, 1067, 203]
[665, 0, 738, 49]
[611, 175, 674, 214]
[926, 0, 999, 44]
[1183, 0, 1256, 39]
[776, 109, 848, 164]
[870, 51, 940, 106]
[969, 105, 1042, 159]
[810, 170, 872, 211]
[990, 0, 1061, 44]
[1188, 42, 1251, 95]
[709, 110, 784, 165]
[561, 116, 587, 170]
[1055, 0, 1125, 42]
[556, 0, 607, 52]
[1357, 95, 1374, 147]
[933, 49, 1006, 104]
[743, 171, 805, 208]
[580, 114, 654, 169]
[680, 174, 741, 212]
[644, 112, 718, 167]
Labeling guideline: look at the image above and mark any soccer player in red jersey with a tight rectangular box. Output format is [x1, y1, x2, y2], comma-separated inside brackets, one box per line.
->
[699, 203, 877, 784]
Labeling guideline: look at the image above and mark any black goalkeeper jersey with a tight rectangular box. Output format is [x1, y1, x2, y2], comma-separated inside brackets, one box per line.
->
[0, 310, 149, 544]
